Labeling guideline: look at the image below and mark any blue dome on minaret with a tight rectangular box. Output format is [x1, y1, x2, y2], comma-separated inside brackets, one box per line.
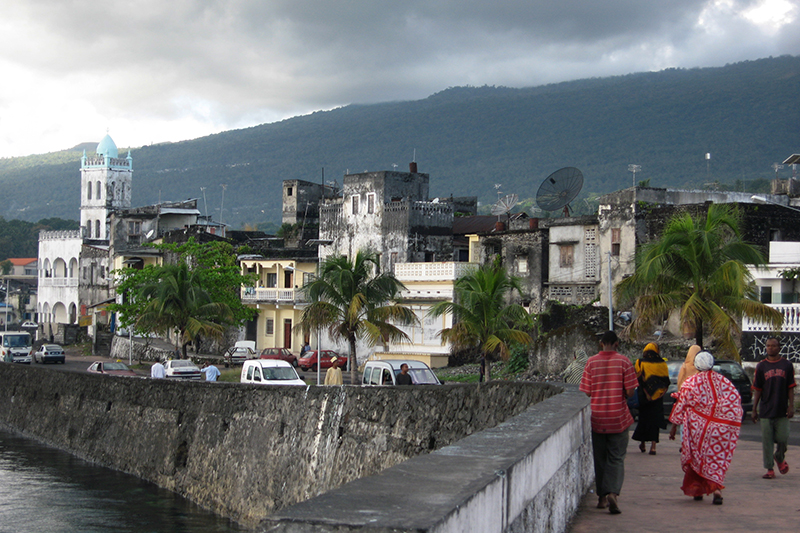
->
[96, 134, 118, 158]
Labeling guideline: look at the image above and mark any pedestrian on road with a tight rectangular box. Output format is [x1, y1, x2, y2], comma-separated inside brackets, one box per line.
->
[396, 363, 413, 385]
[579, 330, 638, 515]
[632, 342, 670, 455]
[201, 361, 221, 382]
[669, 351, 742, 505]
[752, 336, 795, 479]
[324, 356, 343, 386]
[677, 345, 702, 389]
[150, 359, 166, 379]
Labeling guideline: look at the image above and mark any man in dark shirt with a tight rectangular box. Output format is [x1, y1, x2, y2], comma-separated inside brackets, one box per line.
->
[396, 363, 413, 385]
[752, 337, 796, 479]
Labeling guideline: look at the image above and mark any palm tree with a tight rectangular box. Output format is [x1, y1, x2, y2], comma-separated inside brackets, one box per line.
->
[428, 260, 533, 381]
[615, 203, 782, 360]
[136, 262, 233, 357]
[299, 251, 417, 383]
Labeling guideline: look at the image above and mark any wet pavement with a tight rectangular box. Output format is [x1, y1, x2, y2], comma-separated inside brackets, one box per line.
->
[567, 427, 800, 532]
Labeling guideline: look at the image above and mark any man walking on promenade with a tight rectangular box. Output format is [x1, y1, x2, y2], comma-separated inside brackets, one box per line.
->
[580, 330, 638, 514]
[752, 336, 795, 479]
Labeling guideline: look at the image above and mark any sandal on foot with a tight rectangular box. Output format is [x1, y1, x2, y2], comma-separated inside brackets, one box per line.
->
[607, 494, 621, 515]
[649, 450, 657, 455]
[639, 442, 646, 453]
[777, 461, 789, 475]
[597, 496, 608, 509]
[713, 492, 723, 505]
[693, 496, 703, 501]
[763, 470, 776, 479]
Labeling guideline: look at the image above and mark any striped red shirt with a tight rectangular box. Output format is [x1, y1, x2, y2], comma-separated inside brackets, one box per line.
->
[579, 350, 638, 433]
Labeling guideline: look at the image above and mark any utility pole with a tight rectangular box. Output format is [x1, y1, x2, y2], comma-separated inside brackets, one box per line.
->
[628, 164, 641, 188]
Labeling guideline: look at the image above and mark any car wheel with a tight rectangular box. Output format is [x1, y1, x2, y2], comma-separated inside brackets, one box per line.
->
[310, 364, 317, 372]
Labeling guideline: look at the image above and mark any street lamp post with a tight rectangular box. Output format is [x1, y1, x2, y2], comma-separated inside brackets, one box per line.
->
[628, 164, 641, 188]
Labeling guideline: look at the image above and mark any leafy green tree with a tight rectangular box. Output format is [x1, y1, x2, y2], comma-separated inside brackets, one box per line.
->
[110, 239, 256, 346]
[616, 204, 782, 360]
[136, 262, 233, 357]
[299, 251, 417, 383]
[428, 260, 533, 381]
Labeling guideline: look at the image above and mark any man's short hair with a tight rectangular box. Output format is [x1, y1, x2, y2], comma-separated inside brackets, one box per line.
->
[600, 330, 618, 346]
[400, 363, 409, 370]
[766, 336, 781, 345]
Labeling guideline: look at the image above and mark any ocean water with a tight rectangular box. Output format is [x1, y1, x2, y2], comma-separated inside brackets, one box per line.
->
[0, 428, 241, 533]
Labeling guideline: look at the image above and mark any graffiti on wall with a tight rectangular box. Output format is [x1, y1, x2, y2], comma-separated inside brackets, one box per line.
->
[746, 333, 800, 363]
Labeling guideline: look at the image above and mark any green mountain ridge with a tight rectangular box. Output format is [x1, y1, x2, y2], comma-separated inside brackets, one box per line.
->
[3, 55, 798, 228]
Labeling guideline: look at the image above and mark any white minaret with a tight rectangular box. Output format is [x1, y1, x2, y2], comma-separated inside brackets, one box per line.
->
[80, 133, 132, 240]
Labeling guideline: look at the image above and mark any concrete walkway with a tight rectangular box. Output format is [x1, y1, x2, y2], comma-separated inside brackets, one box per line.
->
[568, 432, 800, 532]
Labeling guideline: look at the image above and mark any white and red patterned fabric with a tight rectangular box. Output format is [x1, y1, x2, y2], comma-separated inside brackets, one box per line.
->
[669, 370, 742, 487]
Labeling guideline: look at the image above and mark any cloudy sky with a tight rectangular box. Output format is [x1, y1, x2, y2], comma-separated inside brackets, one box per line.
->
[0, 0, 797, 158]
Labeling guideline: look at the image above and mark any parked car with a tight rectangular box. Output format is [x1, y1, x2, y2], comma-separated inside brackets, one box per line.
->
[87, 361, 137, 377]
[164, 360, 203, 380]
[34, 344, 65, 364]
[662, 359, 752, 420]
[362, 360, 441, 386]
[297, 350, 347, 372]
[259, 347, 297, 366]
[225, 340, 257, 365]
[240, 359, 305, 386]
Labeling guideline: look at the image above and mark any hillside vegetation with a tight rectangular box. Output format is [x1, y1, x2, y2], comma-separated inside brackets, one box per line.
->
[1, 55, 797, 229]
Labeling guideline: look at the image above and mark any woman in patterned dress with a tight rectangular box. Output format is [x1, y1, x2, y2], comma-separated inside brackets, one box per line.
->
[668, 351, 742, 505]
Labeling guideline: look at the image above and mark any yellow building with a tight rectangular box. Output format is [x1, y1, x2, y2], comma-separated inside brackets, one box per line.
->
[239, 258, 317, 353]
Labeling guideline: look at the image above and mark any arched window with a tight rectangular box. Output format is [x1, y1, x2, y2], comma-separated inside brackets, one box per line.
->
[95, 220, 101, 239]
[96, 181, 102, 200]
[87, 183, 92, 200]
[87, 221, 92, 238]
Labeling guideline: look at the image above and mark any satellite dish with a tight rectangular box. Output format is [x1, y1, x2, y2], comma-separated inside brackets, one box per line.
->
[491, 194, 519, 217]
[536, 167, 584, 216]
[145, 229, 155, 239]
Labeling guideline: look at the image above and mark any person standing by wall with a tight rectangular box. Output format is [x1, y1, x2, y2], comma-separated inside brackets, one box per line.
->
[201, 361, 221, 382]
[150, 359, 165, 379]
[752, 336, 796, 479]
[396, 363, 413, 385]
[324, 356, 343, 386]
[579, 330, 638, 514]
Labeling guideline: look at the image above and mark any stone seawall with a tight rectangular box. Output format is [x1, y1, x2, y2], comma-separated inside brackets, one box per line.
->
[0, 363, 559, 526]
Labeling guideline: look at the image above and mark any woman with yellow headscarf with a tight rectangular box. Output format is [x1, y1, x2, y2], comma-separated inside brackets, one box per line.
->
[632, 342, 670, 454]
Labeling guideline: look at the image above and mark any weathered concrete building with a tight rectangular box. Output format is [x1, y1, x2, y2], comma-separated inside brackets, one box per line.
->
[318, 164, 475, 273]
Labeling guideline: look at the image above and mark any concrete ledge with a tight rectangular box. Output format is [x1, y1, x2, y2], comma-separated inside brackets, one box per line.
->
[261, 386, 591, 532]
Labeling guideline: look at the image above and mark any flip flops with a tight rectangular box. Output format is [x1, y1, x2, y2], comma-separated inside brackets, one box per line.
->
[777, 460, 789, 475]
[713, 492, 723, 505]
[763, 469, 776, 479]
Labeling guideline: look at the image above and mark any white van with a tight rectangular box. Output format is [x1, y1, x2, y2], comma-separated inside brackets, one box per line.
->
[240, 359, 305, 386]
[362, 360, 441, 386]
[0, 331, 34, 364]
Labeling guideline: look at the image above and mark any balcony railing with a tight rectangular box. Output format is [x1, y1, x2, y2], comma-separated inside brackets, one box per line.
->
[241, 287, 306, 304]
[393, 262, 477, 282]
[39, 277, 79, 288]
[743, 304, 800, 332]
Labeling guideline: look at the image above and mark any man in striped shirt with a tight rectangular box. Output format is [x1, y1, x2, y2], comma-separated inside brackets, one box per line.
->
[579, 330, 638, 514]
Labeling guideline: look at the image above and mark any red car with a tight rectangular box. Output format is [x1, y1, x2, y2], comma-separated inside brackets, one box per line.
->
[259, 347, 297, 367]
[87, 361, 138, 377]
[297, 350, 347, 372]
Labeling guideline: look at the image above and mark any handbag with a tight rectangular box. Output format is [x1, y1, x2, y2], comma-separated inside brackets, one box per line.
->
[627, 387, 640, 409]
